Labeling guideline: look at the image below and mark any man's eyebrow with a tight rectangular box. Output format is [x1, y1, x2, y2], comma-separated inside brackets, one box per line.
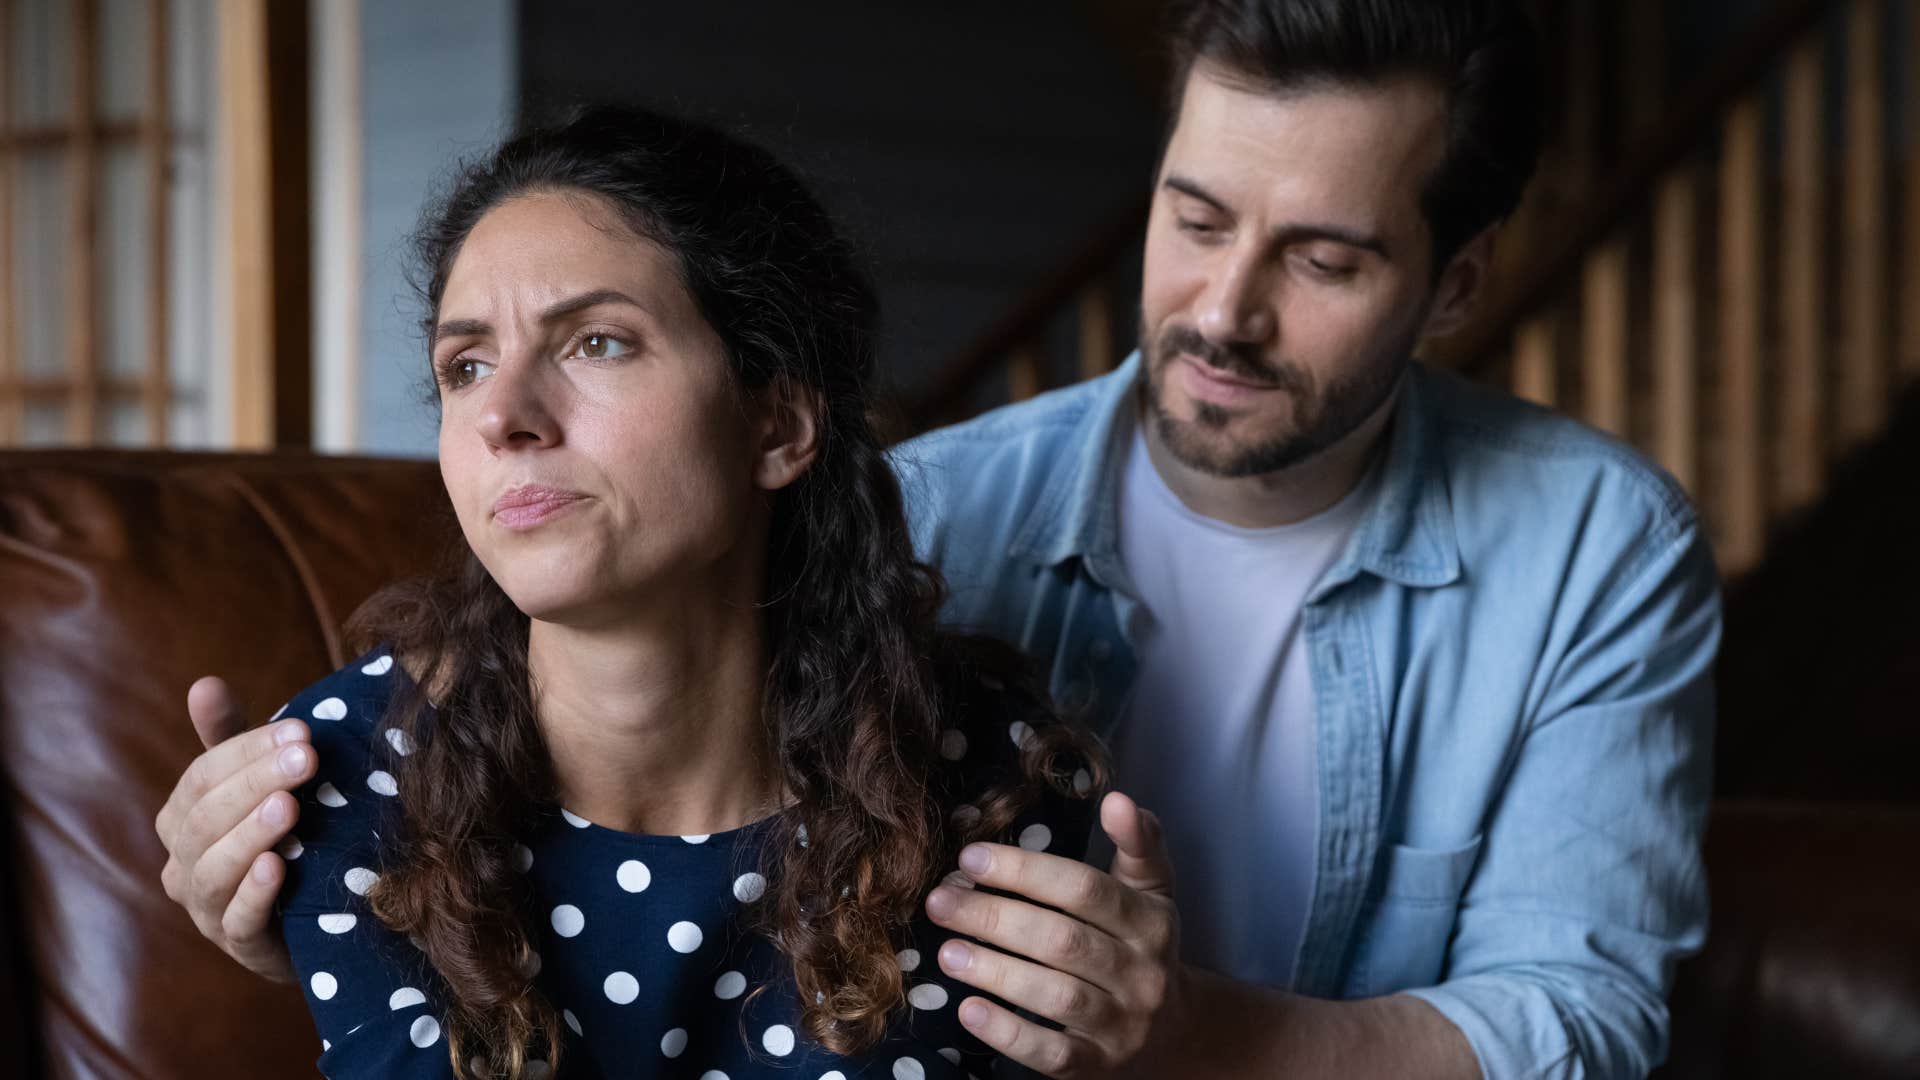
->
[431, 289, 646, 345]
[1162, 173, 1391, 258]
[1162, 174, 1231, 214]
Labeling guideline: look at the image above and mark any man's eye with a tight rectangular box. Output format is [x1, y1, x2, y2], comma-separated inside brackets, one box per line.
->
[1303, 257, 1357, 280]
[1177, 219, 1216, 235]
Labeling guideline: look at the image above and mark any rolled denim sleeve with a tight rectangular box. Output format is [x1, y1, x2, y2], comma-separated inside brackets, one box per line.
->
[1405, 521, 1719, 1079]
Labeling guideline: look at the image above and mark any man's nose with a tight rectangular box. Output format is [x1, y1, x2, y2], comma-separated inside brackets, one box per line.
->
[1194, 250, 1276, 347]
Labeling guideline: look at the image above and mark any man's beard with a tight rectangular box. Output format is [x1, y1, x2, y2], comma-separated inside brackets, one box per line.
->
[1140, 316, 1416, 479]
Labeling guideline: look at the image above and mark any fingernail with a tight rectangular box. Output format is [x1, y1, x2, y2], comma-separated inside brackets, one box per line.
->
[273, 722, 304, 746]
[926, 885, 958, 919]
[277, 745, 308, 777]
[260, 795, 289, 827]
[958, 844, 991, 875]
[959, 999, 989, 1028]
[939, 940, 972, 972]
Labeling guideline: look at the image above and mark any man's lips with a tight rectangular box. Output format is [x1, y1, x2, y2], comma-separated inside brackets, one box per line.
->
[1176, 355, 1281, 405]
[491, 486, 588, 528]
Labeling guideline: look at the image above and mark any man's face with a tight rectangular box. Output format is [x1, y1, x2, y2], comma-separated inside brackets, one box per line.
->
[1139, 66, 1454, 478]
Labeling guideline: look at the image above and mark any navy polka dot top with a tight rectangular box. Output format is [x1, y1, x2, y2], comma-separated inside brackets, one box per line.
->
[277, 648, 1094, 1079]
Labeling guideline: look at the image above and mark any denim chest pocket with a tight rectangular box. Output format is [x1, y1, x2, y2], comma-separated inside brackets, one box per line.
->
[1346, 834, 1484, 998]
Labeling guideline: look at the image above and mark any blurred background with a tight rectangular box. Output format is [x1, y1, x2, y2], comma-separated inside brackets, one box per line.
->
[1, 0, 1917, 735]
[0, 3, 1917, 1075]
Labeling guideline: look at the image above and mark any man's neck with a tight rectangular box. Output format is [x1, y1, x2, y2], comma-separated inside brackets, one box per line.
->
[1140, 380, 1401, 530]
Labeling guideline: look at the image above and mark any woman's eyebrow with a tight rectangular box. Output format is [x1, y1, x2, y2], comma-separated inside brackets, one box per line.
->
[432, 289, 647, 345]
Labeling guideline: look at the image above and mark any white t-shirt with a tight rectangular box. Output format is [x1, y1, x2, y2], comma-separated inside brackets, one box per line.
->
[1106, 420, 1366, 988]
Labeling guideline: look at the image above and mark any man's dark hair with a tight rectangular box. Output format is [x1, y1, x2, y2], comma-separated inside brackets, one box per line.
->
[1168, 0, 1546, 272]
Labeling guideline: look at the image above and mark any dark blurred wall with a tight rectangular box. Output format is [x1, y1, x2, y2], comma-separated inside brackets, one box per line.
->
[516, 1, 1163, 397]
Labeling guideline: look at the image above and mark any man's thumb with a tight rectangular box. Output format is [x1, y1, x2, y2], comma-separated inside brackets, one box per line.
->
[187, 676, 249, 750]
[1101, 790, 1174, 895]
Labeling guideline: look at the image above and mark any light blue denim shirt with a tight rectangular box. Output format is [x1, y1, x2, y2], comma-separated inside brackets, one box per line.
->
[891, 352, 1718, 1080]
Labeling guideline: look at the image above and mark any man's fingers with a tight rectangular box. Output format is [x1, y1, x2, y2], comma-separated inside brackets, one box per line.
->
[170, 740, 314, 872]
[925, 883, 1124, 986]
[187, 676, 249, 750]
[937, 937, 1119, 1033]
[1101, 791, 1174, 896]
[156, 716, 309, 845]
[187, 790, 300, 923]
[219, 852, 297, 984]
[954, 994, 1093, 1078]
[954, 842, 1137, 940]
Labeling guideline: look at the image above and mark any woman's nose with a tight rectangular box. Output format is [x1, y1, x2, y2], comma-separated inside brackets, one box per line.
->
[475, 359, 561, 451]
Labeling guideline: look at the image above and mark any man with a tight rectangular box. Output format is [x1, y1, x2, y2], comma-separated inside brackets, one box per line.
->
[156, 2, 1717, 1076]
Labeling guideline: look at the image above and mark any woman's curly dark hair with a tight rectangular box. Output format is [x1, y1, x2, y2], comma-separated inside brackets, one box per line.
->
[344, 105, 1107, 1078]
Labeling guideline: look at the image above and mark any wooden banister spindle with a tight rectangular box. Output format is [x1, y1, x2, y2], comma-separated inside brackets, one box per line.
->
[1839, 0, 1888, 447]
[1904, 0, 1920, 377]
[144, 0, 171, 443]
[68, 0, 100, 443]
[1580, 238, 1630, 435]
[0, 0, 14, 443]
[1512, 315, 1556, 407]
[1652, 166, 1699, 493]
[1718, 98, 1766, 574]
[1008, 344, 1045, 403]
[1779, 38, 1826, 510]
[1077, 282, 1115, 384]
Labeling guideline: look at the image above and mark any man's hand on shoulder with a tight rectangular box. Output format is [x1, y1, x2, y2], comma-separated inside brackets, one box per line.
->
[154, 675, 309, 983]
[925, 791, 1192, 1078]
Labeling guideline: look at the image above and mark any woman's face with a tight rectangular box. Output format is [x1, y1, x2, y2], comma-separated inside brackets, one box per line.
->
[432, 191, 773, 628]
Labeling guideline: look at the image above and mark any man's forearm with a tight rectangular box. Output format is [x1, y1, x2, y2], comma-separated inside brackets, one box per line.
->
[1150, 966, 1481, 1079]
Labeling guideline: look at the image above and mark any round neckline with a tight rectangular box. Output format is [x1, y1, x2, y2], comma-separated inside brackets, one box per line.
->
[543, 804, 787, 850]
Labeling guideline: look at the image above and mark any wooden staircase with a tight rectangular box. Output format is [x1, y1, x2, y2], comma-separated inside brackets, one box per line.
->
[902, 0, 1920, 581]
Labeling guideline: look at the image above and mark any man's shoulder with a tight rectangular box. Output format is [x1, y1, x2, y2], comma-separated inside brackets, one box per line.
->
[1418, 365, 1699, 544]
[891, 377, 1114, 551]
[894, 377, 1107, 474]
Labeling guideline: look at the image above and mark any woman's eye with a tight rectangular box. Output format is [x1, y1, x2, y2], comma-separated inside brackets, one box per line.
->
[441, 357, 494, 389]
[575, 333, 632, 360]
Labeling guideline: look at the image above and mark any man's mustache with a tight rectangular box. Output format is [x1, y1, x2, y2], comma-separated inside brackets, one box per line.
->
[1154, 325, 1301, 390]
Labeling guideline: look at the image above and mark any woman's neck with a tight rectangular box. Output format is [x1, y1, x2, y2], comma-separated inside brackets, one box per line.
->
[526, 597, 779, 837]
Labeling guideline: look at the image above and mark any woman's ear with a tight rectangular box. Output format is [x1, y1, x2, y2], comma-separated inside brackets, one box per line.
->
[752, 377, 823, 492]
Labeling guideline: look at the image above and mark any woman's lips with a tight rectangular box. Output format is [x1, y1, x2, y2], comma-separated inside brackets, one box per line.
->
[492, 486, 588, 529]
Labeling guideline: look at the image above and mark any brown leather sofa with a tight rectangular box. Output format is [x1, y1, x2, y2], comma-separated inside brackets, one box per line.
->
[1, 449, 1916, 1079]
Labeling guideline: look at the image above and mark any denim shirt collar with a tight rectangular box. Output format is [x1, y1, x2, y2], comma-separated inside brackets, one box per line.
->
[1007, 351, 1462, 594]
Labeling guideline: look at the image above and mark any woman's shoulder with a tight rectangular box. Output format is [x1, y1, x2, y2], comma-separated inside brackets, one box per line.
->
[277, 647, 413, 895]
[275, 646, 410, 739]
[931, 634, 1107, 861]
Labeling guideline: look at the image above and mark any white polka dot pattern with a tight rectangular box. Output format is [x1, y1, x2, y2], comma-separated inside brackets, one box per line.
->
[762, 1024, 795, 1056]
[550, 904, 585, 938]
[667, 921, 703, 954]
[604, 970, 640, 1005]
[731, 872, 765, 903]
[276, 647, 1075, 1077]
[617, 859, 651, 893]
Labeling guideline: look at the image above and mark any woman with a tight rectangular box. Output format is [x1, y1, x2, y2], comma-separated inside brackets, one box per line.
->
[275, 105, 1103, 1079]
